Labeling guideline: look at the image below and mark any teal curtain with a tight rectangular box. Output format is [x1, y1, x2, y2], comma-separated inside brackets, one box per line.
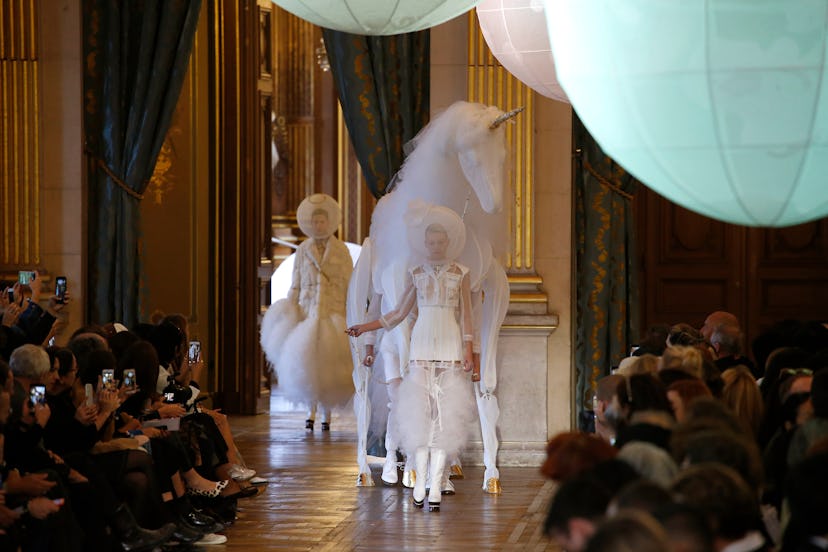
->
[574, 115, 640, 430]
[83, 0, 201, 326]
[322, 29, 429, 198]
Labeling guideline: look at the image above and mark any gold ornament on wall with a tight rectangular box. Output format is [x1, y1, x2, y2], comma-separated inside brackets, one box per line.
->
[148, 126, 182, 205]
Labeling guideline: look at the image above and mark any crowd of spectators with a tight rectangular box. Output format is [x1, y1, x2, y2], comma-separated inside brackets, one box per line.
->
[546, 313, 828, 552]
[0, 273, 265, 550]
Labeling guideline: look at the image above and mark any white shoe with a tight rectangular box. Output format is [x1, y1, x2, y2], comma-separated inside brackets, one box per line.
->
[381, 453, 398, 485]
[249, 475, 268, 485]
[228, 464, 256, 482]
[196, 533, 228, 545]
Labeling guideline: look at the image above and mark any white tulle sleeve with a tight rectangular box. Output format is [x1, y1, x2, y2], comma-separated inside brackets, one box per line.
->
[364, 290, 383, 346]
[460, 269, 473, 344]
[379, 274, 417, 331]
[287, 248, 302, 303]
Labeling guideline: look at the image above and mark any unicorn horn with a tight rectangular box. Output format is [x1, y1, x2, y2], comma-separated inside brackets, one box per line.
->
[489, 106, 525, 130]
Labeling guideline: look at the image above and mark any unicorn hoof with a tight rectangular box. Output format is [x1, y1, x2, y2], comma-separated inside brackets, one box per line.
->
[484, 477, 502, 495]
[449, 464, 464, 479]
[356, 473, 375, 487]
[402, 470, 416, 489]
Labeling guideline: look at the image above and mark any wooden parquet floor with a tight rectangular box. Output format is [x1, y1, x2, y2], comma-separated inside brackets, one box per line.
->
[221, 392, 559, 551]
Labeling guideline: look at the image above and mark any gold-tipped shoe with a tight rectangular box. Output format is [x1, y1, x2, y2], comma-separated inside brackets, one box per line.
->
[402, 469, 416, 489]
[484, 477, 502, 495]
[449, 464, 464, 479]
[356, 473, 375, 487]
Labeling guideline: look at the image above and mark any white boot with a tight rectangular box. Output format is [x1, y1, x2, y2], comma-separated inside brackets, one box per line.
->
[381, 449, 398, 485]
[412, 448, 428, 508]
[428, 449, 446, 512]
[441, 468, 455, 495]
[402, 456, 416, 488]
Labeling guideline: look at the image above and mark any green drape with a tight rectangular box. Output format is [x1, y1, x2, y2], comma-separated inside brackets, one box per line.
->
[83, 0, 201, 327]
[574, 116, 640, 430]
[322, 29, 429, 198]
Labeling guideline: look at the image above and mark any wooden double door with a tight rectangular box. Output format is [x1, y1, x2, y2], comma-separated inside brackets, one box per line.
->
[635, 187, 828, 354]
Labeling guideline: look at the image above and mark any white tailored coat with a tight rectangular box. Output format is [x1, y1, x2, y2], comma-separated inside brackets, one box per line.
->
[260, 237, 354, 407]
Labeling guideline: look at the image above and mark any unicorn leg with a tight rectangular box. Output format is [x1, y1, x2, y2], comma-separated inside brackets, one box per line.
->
[381, 378, 401, 485]
[476, 385, 502, 493]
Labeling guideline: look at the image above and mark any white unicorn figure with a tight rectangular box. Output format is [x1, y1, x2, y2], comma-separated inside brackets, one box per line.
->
[347, 101, 519, 493]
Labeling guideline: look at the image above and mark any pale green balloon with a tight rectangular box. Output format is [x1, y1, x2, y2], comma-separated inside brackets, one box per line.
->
[271, 0, 481, 35]
[545, 0, 828, 227]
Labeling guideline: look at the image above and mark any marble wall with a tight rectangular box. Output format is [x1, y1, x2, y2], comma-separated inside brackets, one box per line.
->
[431, 14, 574, 467]
[40, 0, 84, 342]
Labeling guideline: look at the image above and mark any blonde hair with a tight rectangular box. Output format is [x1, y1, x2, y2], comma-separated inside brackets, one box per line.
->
[660, 346, 703, 378]
[721, 366, 764, 437]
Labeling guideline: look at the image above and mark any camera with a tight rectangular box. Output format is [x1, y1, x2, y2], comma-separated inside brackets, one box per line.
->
[29, 384, 46, 407]
[162, 380, 192, 405]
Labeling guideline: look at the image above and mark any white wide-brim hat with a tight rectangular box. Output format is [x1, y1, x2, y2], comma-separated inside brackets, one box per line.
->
[405, 200, 466, 263]
[296, 193, 342, 239]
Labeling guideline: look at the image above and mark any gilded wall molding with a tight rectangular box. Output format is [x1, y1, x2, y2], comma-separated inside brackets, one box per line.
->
[467, 11, 545, 307]
[1, 0, 40, 266]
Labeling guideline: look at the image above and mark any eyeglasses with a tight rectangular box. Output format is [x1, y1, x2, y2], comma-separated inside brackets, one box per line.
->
[781, 368, 812, 377]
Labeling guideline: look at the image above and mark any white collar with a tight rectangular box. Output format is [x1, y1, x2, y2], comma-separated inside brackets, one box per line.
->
[720, 531, 765, 552]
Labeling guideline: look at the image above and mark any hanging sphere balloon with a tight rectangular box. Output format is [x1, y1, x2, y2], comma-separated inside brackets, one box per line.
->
[271, 0, 481, 35]
[544, 0, 828, 227]
[476, 0, 567, 102]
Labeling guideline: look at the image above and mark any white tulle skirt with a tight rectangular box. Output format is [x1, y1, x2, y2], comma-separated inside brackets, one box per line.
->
[261, 299, 354, 408]
[392, 361, 476, 458]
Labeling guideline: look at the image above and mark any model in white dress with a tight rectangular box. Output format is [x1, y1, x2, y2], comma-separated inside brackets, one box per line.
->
[261, 194, 354, 429]
[348, 206, 477, 511]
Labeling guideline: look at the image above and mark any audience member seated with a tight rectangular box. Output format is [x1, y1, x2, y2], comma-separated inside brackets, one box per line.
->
[667, 379, 712, 423]
[672, 463, 771, 552]
[544, 459, 640, 552]
[584, 510, 672, 552]
[787, 368, 828, 467]
[782, 450, 828, 552]
[721, 366, 765, 438]
[713, 325, 759, 379]
[540, 432, 617, 481]
[661, 346, 705, 379]
[613, 374, 675, 452]
[592, 374, 624, 444]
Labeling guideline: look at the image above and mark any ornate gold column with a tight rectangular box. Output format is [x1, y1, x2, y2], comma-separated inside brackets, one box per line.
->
[0, 0, 40, 267]
[466, 11, 547, 316]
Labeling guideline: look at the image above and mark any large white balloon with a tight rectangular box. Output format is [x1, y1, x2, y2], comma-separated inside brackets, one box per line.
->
[271, 0, 481, 35]
[545, 0, 828, 227]
[476, 0, 567, 102]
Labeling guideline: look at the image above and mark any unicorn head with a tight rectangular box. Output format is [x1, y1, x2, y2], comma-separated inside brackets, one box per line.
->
[450, 102, 517, 214]
[400, 102, 518, 216]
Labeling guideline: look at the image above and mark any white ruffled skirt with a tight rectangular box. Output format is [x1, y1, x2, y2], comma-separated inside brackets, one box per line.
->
[261, 299, 354, 408]
[392, 361, 476, 458]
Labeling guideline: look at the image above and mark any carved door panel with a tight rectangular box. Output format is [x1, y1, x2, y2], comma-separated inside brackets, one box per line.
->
[745, 222, 828, 338]
[637, 187, 746, 335]
[636, 187, 828, 353]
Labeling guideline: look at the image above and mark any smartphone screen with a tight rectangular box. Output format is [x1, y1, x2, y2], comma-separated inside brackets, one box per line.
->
[29, 384, 46, 406]
[188, 341, 201, 363]
[123, 369, 136, 389]
[102, 369, 115, 390]
[18, 270, 35, 285]
[55, 276, 67, 302]
[85, 383, 95, 406]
